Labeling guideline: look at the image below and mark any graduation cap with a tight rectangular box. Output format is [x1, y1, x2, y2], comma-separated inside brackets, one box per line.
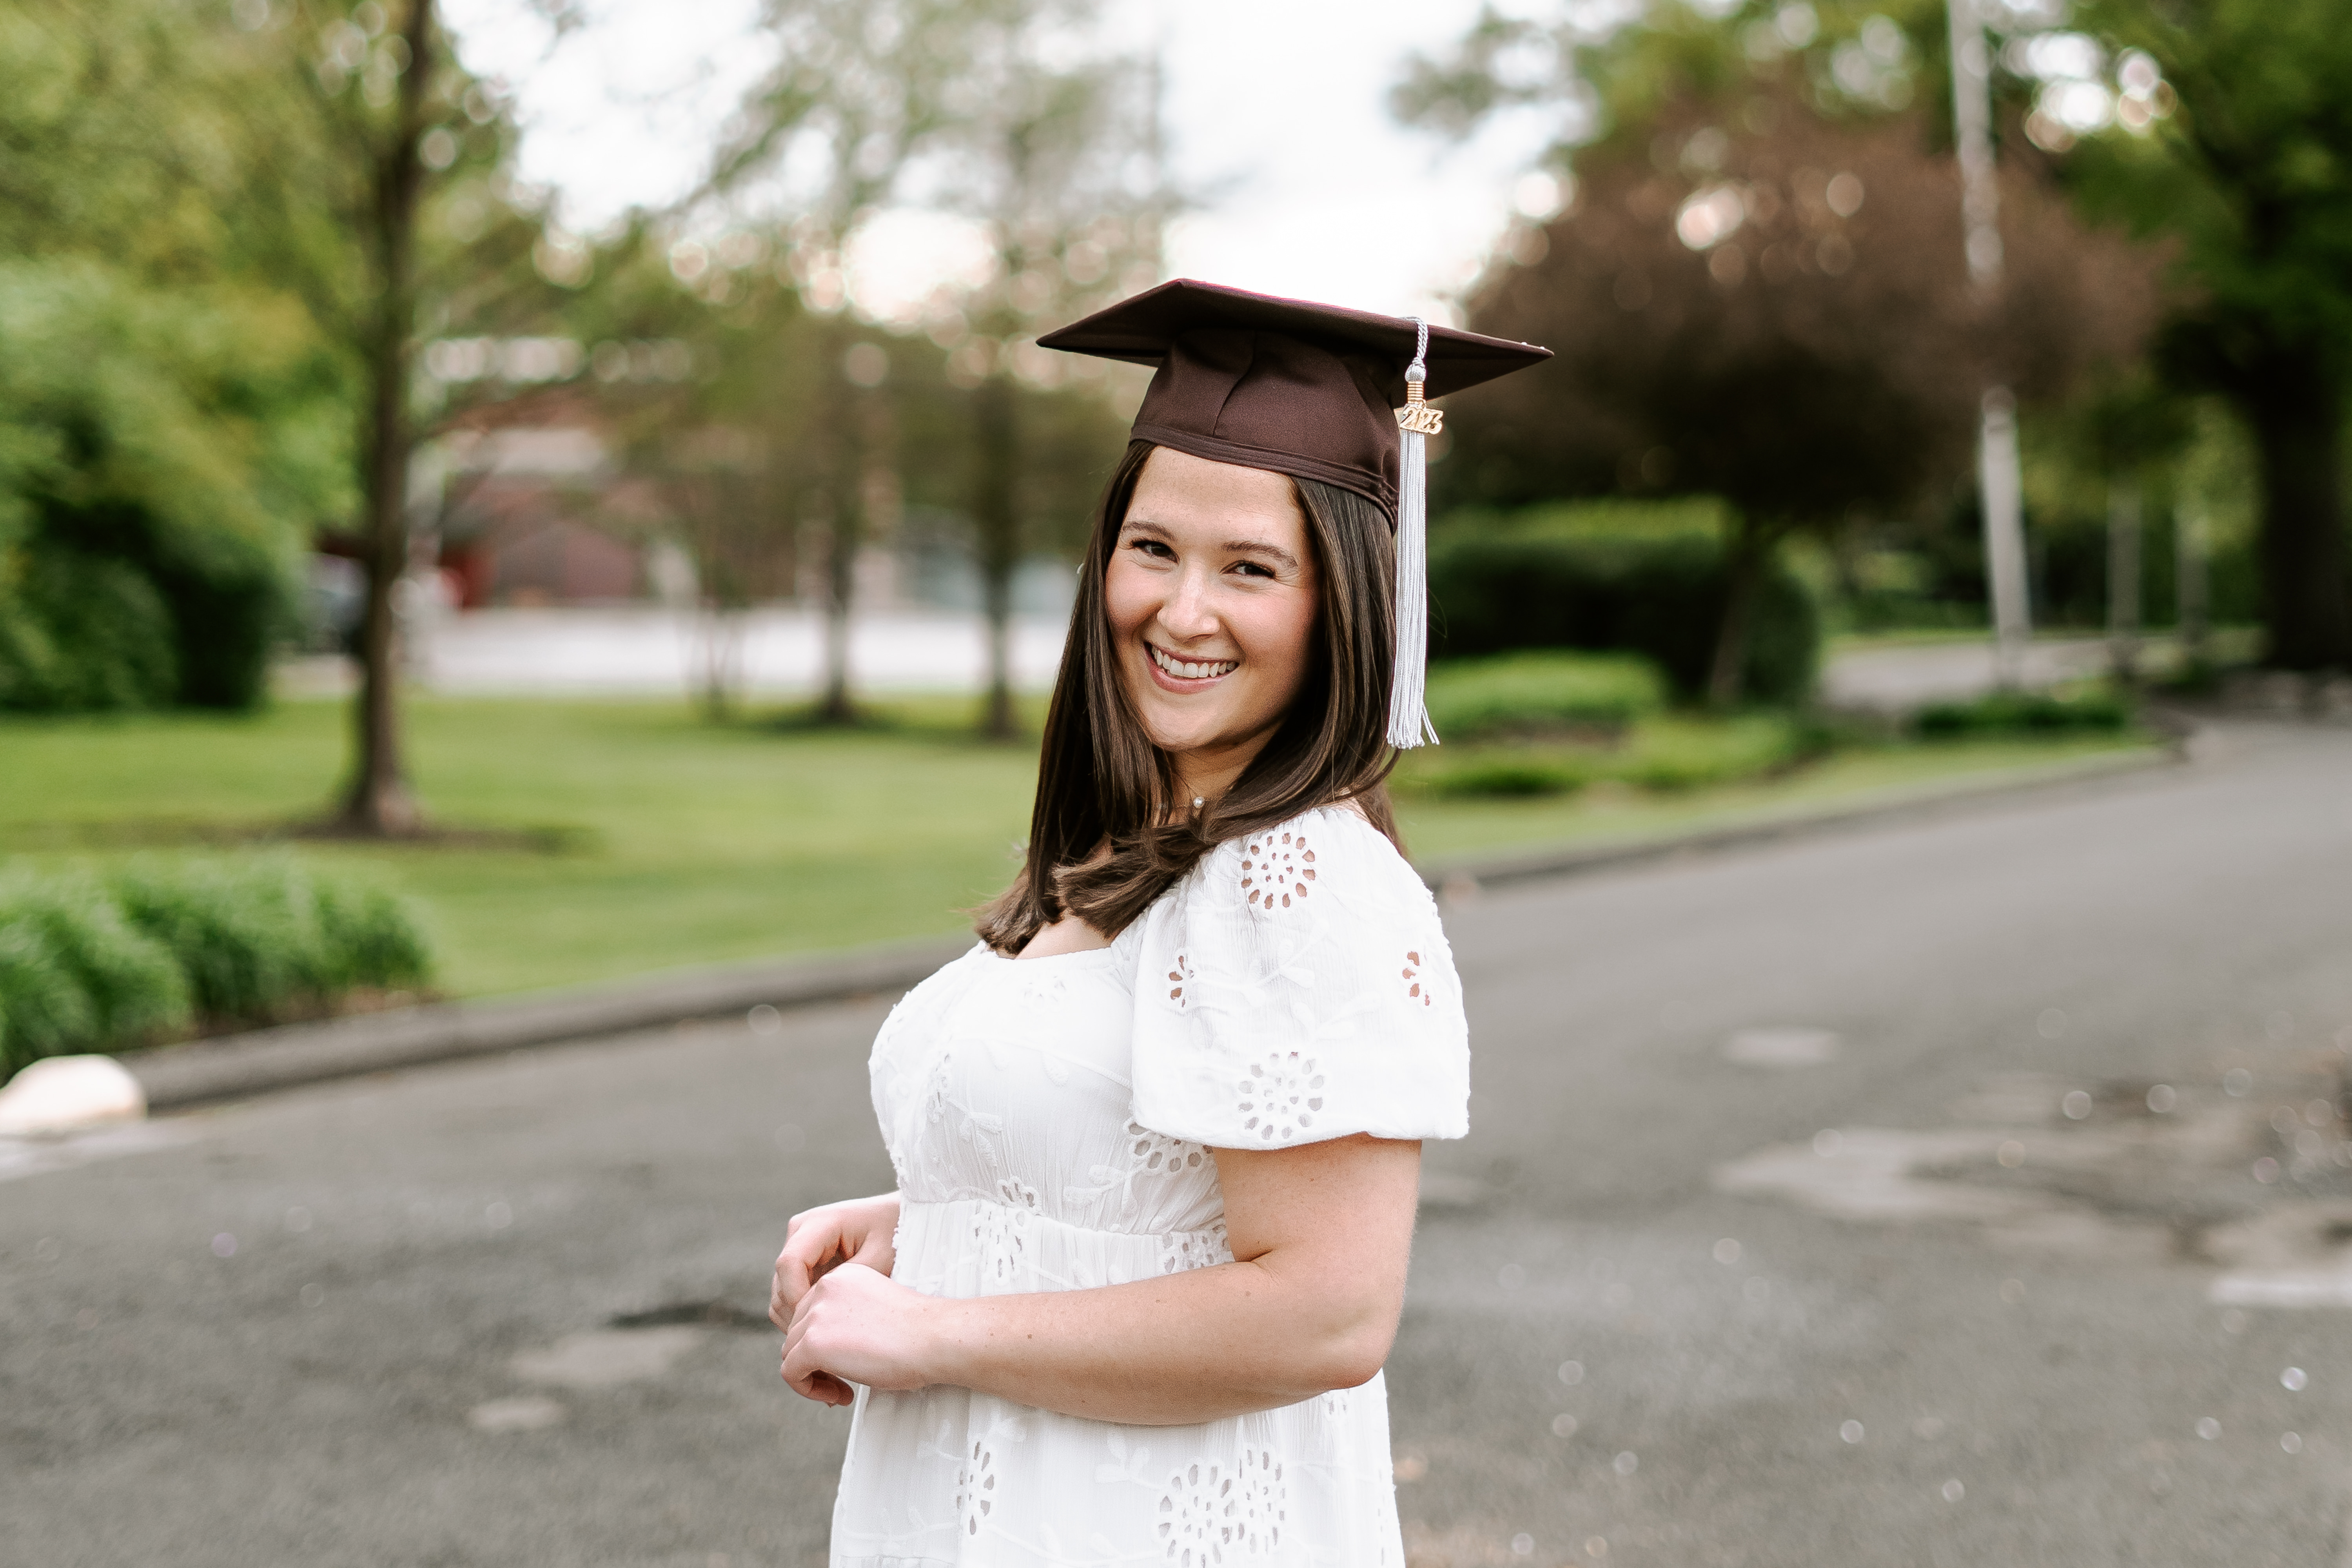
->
[1038, 279, 1550, 749]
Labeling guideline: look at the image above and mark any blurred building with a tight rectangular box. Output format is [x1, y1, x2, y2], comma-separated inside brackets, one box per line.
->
[432, 418, 640, 608]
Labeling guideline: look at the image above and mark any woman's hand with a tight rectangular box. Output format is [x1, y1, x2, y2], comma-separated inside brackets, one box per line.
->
[781, 1261, 945, 1405]
[772, 1191, 901, 1404]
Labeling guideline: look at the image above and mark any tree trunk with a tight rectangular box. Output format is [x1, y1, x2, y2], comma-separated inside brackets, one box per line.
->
[2239, 356, 2352, 671]
[973, 372, 1020, 739]
[337, 0, 432, 835]
[816, 333, 861, 724]
[2176, 495, 2210, 667]
[2107, 475, 2141, 684]
[1706, 518, 1771, 708]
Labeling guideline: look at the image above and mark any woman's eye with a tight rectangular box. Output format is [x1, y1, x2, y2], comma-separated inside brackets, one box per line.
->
[1231, 561, 1273, 579]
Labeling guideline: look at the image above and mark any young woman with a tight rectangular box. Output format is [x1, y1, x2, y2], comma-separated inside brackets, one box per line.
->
[772, 281, 1547, 1564]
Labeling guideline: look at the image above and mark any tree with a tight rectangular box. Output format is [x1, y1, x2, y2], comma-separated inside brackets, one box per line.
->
[930, 16, 1171, 738]
[2063, 0, 2352, 670]
[0, 0, 348, 713]
[223, 0, 580, 833]
[713, 0, 989, 724]
[1419, 80, 2156, 701]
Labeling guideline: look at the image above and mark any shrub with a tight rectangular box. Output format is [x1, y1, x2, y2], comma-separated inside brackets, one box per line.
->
[0, 548, 179, 711]
[0, 259, 320, 716]
[0, 920, 97, 1078]
[0, 859, 435, 1080]
[1915, 688, 2134, 738]
[1422, 756, 1592, 799]
[111, 857, 431, 1021]
[1427, 528, 1820, 705]
[1424, 651, 1667, 740]
[311, 877, 438, 995]
[1618, 715, 1815, 791]
[0, 874, 189, 1054]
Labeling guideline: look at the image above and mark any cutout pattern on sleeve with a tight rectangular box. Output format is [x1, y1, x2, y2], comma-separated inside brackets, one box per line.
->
[1129, 805, 1471, 1149]
[1238, 1048, 1326, 1143]
[1240, 830, 1316, 911]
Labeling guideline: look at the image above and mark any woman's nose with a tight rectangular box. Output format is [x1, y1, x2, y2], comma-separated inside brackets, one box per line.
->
[1157, 566, 1220, 637]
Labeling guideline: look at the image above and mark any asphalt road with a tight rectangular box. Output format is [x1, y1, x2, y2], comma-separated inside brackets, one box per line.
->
[8, 719, 2352, 1568]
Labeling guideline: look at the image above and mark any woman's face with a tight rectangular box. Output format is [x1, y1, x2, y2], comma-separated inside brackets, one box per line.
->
[1105, 446, 1321, 794]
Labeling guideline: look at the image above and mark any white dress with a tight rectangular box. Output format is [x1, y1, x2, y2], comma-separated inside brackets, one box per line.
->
[831, 805, 1470, 1567]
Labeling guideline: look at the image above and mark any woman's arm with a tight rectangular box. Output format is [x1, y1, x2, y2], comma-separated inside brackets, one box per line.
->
[780, 1136, 1421, 1425]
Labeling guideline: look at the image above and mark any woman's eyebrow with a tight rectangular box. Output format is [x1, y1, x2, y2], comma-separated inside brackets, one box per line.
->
[1226, 539, 1301, 572]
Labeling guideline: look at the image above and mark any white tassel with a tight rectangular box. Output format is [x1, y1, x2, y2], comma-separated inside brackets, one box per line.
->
[1388, 319, 1439, 749]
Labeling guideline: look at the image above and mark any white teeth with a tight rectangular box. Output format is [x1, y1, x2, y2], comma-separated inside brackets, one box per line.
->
[1151, 645, 1236, 681]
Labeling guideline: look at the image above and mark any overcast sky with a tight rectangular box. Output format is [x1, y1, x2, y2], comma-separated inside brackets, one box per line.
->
[442, 0, 1563, 326]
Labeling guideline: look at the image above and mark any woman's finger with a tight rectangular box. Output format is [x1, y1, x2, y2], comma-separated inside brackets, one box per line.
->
[775, 1225, 846, 1314]
[781, 1310, 857, 1406]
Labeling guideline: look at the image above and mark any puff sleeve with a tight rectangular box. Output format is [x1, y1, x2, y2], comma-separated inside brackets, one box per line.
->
[1128, 805, 1470, 1147]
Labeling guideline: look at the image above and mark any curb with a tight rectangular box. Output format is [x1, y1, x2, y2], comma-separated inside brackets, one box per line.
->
[119, 737, 2188, 1113]
[1412, 739, 2184, 895]
[121, 933, 971, 1112]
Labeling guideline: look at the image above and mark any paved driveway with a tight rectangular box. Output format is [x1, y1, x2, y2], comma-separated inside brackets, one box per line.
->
[7, 721, 2350, 1566]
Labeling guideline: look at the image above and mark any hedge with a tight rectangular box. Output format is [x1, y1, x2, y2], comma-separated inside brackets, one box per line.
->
[1424, 651, 1667, 740]
[1915, 688, 2134, 738]
[0, 858, 434, 1080]
[1427, 530, 1820, 705]
[0, 528, 289, 713]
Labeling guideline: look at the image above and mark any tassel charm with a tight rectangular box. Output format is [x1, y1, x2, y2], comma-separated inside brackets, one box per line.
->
[1388, 318, 1439, 750]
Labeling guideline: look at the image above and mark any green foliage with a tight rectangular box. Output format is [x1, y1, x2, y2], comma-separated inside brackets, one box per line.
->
[0, 873, 188, 1064]
[0, 857, 435, 1078]
[1428, 524, 1820, 704]
[1422, 757, 1592, 799]
[109, 857, 434, 1024]
[1915, 689, 2134, 739]
[1405, 711, 1816, 799]
[0, 922, 98, 1076]
[0, 257, 324, 712]
[1425, 651, 1668, 740]
[2069, 0, 2352, 374]
[0, 548, 177, 710]
[1618, 713, 1820, 789]
[2060, 0, 2352, 666]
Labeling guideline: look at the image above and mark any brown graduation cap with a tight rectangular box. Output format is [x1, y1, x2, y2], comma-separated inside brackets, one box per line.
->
[1037, 278, 1550, 518]
[1038, 278, 1551, 749]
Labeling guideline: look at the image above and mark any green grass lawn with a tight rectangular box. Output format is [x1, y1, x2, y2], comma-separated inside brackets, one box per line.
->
[0, 695, 2158, 1000]
[1393, 731, 2155, 866]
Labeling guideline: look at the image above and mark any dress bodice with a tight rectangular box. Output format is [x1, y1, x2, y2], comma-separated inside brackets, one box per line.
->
[871, 937, 1224, 1241]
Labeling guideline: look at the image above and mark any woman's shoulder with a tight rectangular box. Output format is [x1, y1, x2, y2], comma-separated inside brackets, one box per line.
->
[1187, 799, 1430, 922]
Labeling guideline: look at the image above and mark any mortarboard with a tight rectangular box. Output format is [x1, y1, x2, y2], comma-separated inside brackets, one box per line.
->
[1038, 279, 1550, 750]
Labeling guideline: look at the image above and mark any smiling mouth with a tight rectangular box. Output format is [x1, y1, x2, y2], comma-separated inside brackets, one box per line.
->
[1148, 643, 1239, 682]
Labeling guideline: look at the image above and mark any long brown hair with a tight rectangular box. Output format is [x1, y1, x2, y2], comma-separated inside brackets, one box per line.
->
[975, 439, 1404, 955]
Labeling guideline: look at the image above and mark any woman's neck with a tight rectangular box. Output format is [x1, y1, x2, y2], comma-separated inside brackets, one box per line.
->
[1169, 728, 1276, 810]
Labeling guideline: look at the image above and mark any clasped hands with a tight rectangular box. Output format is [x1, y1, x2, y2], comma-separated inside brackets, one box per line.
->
[770, 1191, 936, 1406]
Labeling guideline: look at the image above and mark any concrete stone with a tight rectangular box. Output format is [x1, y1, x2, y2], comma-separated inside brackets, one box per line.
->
[0, 1054, 146, 1134]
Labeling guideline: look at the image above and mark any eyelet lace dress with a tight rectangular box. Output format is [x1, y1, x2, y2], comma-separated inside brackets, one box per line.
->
[831, 806, 1470, 1566]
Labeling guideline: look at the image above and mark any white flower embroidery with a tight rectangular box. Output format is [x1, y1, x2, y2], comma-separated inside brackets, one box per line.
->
[1240, 831, 1315, 912]
[973, 1201, 1030, 1287]
[1237, 1049, 1326, 1142]
[955, 1437, 999, 1537]
[1158, 1220, 1230, 1276]
[1402, 949, 1432, 1008]
[1165, 950, 1198, 1010]
[1125, 1119, 1209, 1178]
[1237, 1446, 1289, 1552]
[1157, 1461, 1237, 1565]
[923, 1051, 955, 1124]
